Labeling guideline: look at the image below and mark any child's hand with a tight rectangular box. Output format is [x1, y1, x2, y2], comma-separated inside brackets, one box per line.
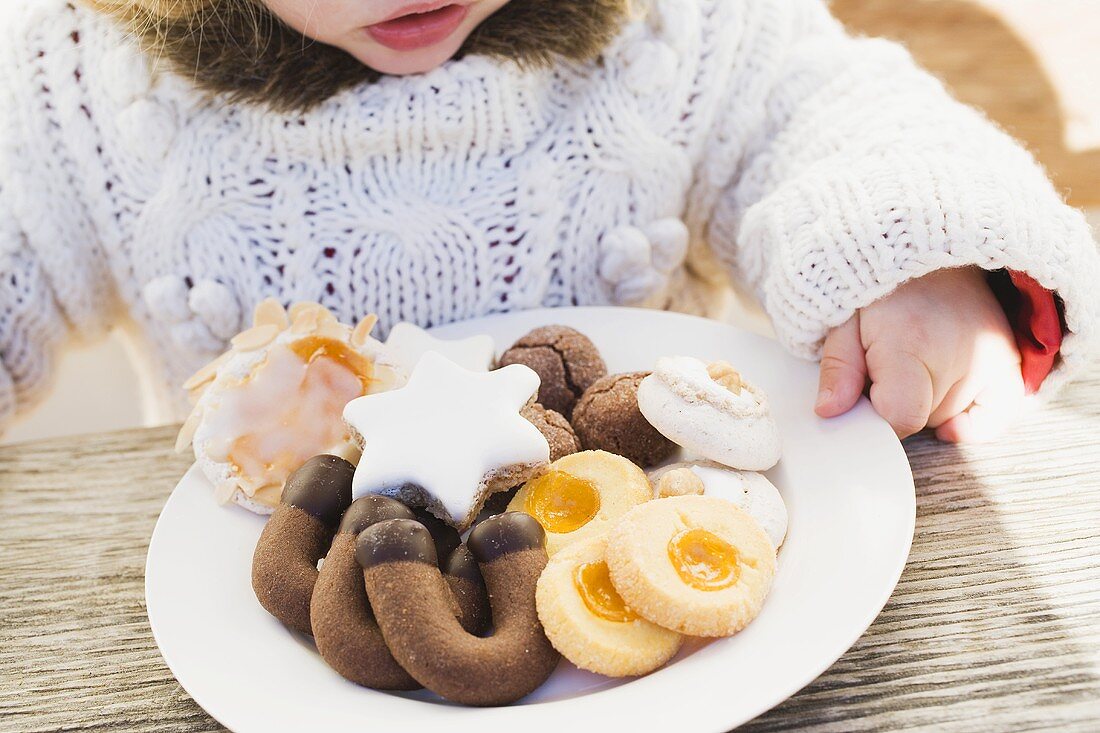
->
[814, 267, 1025, 442]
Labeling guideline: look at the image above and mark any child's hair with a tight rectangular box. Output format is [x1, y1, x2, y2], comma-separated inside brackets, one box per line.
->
[86, 0, 629, 111]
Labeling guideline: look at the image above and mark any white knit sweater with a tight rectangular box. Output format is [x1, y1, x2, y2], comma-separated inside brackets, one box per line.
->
[1, 0, 1098, 428]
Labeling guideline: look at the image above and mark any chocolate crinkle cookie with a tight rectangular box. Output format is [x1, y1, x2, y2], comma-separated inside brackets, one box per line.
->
[572, 372, 676, 468]
[521, 401, 580, 462]
[498, 326, 606, 418]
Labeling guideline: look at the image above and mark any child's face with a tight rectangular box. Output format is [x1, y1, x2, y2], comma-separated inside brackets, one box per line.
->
[262, 0, 513, 75]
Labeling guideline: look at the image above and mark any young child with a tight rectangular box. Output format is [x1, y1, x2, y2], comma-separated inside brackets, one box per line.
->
[0, 0, 1096, 442]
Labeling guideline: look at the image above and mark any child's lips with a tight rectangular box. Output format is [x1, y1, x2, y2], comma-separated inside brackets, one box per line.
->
[366, 4, 470, 52]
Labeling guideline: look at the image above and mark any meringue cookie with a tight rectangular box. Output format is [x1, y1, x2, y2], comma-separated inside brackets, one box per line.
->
[649, 461, 787, 550]
[637, 356, 780, 471]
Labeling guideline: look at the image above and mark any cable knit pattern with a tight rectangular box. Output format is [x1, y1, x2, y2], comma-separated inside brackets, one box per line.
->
[707, 0, 1100, 394]
[0, 0, 1097, 429]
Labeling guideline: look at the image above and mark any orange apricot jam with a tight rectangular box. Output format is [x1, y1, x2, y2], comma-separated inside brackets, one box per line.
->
[574, 561, 638, 623]
[219, 339, 373, 500]
[288, 336, 374, 392]
[523, 471, 601, 534]
[667, 528, 742, 591]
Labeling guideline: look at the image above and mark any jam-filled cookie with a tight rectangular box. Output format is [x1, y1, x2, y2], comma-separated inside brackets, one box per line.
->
[177, 300, 402, 513]
[649, 461, 788, 550]
[605, 496, 777, 637]
[507, 450, 651, 556]
[536, 533, 681, 677]
[637, 357, 780, 471]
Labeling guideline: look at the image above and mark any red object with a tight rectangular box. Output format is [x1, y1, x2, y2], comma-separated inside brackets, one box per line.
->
[989, 270, 1065, 393]
[366, 4, 468, 51]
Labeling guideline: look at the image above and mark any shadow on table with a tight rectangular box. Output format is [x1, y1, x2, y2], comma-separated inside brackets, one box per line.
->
[741, 406, 1100, 731]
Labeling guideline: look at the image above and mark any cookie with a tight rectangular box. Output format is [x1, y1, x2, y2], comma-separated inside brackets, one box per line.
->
[251, 455, 355, 635]
[637, 357, 780, 471]
[343, 352, 550, 530]
[310, 495, 422, 689]
[649, 461, 788, 550]
[572, 372, 676, 468]
[358, 513, 560, 706]
[507, 450, 651, 556]
[521, 401, 581, 462]
[384, 322, 495, 372]
[605, 496, 777, 637]
[536, 533, 682, 677]
[498, 325, 607, 418]
[178, 299, 403, 513]
[310, 495, 490, 691]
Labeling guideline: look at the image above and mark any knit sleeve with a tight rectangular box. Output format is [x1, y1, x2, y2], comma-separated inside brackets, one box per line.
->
[0, 193, 71, 429]
[707, 0, 1100, 395]
[0, 0, 119, 431]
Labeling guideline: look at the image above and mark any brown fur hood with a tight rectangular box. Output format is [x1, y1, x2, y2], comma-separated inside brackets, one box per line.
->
[91, 0, 629, 111]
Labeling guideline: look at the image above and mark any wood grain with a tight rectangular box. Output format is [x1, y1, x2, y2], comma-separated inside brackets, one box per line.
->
[1, 374, 1098, 731]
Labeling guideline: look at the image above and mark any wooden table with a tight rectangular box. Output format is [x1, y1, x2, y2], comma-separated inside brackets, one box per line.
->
[1, 375, 1098, 731]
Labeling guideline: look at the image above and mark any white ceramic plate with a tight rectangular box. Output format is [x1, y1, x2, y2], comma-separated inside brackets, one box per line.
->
[146, 307, 914, 733]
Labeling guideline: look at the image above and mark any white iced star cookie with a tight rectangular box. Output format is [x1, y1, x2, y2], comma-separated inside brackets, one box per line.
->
[648, 461, 787, 550]
[384, 322, 495, 372]
[637, 357, 781, 471]
[342, 352, 550, 530]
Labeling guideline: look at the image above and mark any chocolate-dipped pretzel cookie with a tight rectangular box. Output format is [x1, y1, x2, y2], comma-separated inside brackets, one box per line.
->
[252, 454, 355, 635]
[310, 496, 491, 690]
[357, 512, 560, 706]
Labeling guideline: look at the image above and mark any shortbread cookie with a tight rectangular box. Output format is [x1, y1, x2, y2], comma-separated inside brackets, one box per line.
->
[649, 462, 787, 550]
[507, 450, 650, 556]
[178, 300, 403, 514]
[537, 533, 681, 677]
[572, 372, 676, 468]
[637, 357, 780, 471]
[343, 352, 550, 530]
[605, 496, 777, 637]
[384, 322, 495, 372]
[498, 325, 607, 418]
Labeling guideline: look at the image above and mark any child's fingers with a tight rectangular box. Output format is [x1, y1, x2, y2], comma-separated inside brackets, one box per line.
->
[935, 402, 1014, 443]
[815, 316, 867, 418]
[934, 365, 1026, 443]
[867, 352, 935, 439]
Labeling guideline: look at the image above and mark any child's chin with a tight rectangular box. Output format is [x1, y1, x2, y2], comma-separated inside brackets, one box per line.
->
[350, 38, 467, 77]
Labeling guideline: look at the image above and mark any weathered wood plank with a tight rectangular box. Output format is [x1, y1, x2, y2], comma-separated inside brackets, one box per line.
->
[743, 373, 1100, 731]
[1, 373, 1098, 731]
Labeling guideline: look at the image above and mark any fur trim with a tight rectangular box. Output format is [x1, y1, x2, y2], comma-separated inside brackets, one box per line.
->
[91, 0, 629, 111]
